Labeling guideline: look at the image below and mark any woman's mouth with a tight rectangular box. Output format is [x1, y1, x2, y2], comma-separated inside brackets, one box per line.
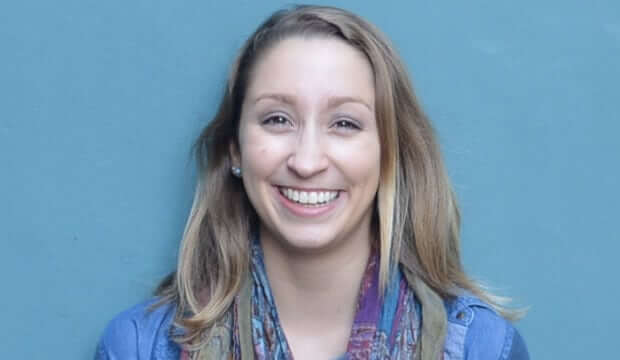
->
[278, 186, 340, 206]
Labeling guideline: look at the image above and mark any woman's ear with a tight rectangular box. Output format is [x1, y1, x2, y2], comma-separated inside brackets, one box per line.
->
[229, 141, 240, 167]
[229, 141, 243, 178]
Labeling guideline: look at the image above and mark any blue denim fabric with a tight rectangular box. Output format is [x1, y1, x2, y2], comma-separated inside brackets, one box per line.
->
[443, 295, 529, 359]
[95, 299, 179, 360]
[95, 295, 529, 360]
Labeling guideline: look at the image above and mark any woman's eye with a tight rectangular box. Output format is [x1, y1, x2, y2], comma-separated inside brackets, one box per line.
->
[333, 119, 361, 130]
[262, 115, 291, 127]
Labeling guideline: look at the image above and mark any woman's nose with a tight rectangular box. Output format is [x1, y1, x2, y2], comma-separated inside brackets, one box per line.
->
[286, 128, 329, 178]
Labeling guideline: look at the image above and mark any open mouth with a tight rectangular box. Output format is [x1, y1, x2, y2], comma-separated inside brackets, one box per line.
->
[278, 186, 340, 206]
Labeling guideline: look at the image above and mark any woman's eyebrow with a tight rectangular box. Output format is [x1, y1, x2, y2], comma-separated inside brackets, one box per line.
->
[253, 93, 373, 111]
[327, 96, 373, 112]
[253, 93, 296, 106]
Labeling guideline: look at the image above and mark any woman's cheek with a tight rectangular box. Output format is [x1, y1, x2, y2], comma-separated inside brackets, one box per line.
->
[244, 131, 290, 172]
[330, 135, 381, 179]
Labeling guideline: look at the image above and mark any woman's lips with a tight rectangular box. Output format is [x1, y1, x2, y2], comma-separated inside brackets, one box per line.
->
[274, 186, 342, 217]
[278, 186, 340, 205]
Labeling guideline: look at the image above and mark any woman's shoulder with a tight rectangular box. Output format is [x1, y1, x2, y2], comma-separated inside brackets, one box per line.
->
[95, 298, 180, 360]
[444, 294, 530, 360]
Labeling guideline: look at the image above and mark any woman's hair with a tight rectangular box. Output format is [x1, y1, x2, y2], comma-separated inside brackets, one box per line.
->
[157, 4, 520, 345]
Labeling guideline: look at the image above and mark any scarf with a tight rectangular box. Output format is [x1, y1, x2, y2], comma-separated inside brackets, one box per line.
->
[183, 240, 421, 359]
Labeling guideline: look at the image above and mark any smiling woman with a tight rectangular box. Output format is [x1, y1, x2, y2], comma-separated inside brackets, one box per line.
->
[96, 5, 529, 360]
[238, 37, 380, 262]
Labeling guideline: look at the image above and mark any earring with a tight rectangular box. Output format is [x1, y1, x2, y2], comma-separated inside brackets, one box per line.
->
[231, 166, 242, 178]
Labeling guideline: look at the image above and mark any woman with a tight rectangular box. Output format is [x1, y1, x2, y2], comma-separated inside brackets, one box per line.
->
[96, 5, 529, 360]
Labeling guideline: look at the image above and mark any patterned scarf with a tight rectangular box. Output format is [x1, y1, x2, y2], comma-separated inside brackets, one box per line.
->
[184, 241, 420, 359]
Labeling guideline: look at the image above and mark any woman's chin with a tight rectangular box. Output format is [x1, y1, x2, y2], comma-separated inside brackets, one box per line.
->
[281, 235, 335, 254]
[261, 227, 343, 256]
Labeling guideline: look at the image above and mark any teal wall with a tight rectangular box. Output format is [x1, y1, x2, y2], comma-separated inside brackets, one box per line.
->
[1, 0, 618, 358]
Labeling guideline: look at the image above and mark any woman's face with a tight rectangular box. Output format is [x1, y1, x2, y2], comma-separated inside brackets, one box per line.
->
[236, 36, 380, 255]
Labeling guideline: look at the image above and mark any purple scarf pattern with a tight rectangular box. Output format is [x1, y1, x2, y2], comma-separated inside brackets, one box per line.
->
[247, 242, 419, 360]
[182, 241, 420, 359]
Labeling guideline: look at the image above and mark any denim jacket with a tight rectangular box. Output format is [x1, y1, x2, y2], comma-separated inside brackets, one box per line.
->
[95, 294, 529, 360]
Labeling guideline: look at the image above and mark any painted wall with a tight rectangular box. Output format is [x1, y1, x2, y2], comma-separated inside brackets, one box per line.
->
[1, 0, 618, 358]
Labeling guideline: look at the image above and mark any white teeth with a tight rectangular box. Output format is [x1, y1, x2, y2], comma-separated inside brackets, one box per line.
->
[280, 187, 339, 205]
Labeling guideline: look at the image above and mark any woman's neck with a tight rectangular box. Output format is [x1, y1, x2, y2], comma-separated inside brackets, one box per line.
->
[259, 227, 372, 358]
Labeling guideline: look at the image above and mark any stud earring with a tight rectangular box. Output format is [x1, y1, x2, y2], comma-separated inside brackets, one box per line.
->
[231, 166, 242, 178]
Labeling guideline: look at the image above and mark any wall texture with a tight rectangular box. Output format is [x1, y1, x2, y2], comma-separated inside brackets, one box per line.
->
[1, 0, 618, 358]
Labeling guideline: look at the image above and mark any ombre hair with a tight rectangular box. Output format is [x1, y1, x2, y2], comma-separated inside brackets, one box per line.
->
[157, 4, 520, 346]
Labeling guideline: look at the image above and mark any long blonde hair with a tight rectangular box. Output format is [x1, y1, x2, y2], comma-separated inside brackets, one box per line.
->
[157, 4, 520, 346]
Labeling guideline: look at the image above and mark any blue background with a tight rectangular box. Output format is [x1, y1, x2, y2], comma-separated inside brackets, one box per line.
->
[1, 0, 618, 358]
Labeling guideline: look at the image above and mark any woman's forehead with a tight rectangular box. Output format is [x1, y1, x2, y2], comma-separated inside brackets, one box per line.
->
[245, 37, 375, 108]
